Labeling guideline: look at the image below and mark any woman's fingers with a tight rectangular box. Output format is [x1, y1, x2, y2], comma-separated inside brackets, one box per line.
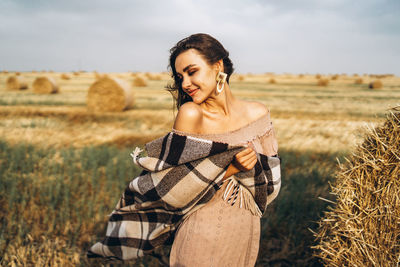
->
[236, 148, 256, 162]
[242, 156, 258, 170]
[234, 147, 257, 171]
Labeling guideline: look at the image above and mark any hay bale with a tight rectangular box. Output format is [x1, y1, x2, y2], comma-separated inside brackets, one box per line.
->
[315, 74, 321, 79]
[15, 72, 21, 76]
[369, 80, 383, 89]
[87, 77, 134, 112]
[354, 78, 363, 84]
[144, 72, 161, 81]
[331, 74, 339, 80]
[132, 76, 148, 87]
[298, 74, 304, 78]
[313, 106, 400, 266]
[60, 73, 71, 80]
[33, 76, 59, 94]
[6, 75, 28, 90]
[317, 78, 329, 86]
[237, 75, 245, 81]
[268, 78, 276, 84]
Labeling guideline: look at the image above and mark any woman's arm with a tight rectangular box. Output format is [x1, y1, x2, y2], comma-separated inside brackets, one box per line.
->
[222, 145, 257, 181]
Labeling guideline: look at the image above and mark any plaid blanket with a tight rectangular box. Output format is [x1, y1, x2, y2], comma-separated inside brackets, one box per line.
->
[87, 131, 281, 261]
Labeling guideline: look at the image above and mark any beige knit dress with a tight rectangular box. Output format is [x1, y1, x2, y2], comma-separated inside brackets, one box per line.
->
[169, 110, 279, 267]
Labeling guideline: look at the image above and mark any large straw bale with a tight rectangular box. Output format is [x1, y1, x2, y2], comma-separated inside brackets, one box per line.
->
[317, 78, 329, 86]
[145, 72, 162, 81]
[369, 80, 383, 89]
[354, 78, 363, 84]
[268, 78, 276, 84]
[87, 77, 134, 112]
[60, 73, 71, 80]
[314, 106, 400, 266]
[132, 76, 148, 87]
[6, 75, 28, 90]
[33, 76, 59, 94]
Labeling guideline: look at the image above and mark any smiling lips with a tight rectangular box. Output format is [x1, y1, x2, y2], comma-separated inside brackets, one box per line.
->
[188, 89, 199, 96]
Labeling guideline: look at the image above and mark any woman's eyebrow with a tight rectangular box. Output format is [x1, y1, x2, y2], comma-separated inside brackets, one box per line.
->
[183, 64, 196, 73]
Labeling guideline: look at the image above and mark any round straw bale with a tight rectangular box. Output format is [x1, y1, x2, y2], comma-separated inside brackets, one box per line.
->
[16, 72, 21, 76]
[33, 76, 59, 94]
[369, 80, 383, 89]
[298, 74, 304, 78]
[317, 78, 329, 86]
[331, 74, 339, 80]
[268, 78, 276, 84]
[314, 107, 400, 266]
[132, 76, 148, 87]
[237, 75, 245, 81]
[6, 75, 28, 90]
[354, 78, 363, 84]
[87, 77, 134, 112]
[315, 73, 321, 79]
[60, 73, 71, 80]
[94, 72, 109, 80]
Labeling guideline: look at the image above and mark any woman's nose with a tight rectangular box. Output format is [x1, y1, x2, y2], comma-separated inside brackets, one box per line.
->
[182, 77, 191, 89]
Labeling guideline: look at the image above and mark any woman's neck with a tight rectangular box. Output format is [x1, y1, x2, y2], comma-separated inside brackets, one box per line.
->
[199, 83, 238, 118]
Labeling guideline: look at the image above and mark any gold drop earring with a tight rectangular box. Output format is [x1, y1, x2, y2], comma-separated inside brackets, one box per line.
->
[216, 71, 227, 94]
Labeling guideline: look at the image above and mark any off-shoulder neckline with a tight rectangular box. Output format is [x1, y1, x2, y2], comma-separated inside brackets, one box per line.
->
[171, 112, 270, 137]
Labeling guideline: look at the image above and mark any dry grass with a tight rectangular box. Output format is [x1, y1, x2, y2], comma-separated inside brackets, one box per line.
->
[0, 71, 399, 266]
[313, 106, 400, 266]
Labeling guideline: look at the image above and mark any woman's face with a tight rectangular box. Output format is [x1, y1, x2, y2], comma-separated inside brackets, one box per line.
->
[175, 49, 219, 103]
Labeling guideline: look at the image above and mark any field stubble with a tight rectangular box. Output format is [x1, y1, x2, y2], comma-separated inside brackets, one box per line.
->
[0, 71, 399, 266]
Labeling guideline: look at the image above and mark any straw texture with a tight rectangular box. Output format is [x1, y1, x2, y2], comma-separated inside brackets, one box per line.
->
[86, 77, 134, 112]
[33, 76, 59, 94]
[6, 76, 28, 90]
[313, 106, 400, 266]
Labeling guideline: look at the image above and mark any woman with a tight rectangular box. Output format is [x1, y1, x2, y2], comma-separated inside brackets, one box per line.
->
[166, 33, 279, 266]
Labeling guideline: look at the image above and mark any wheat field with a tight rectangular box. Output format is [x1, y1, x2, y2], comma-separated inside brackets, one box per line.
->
[0, 71, 399, 266]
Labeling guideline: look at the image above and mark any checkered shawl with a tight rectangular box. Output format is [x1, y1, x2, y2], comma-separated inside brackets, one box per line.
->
[87, 131, 281, 261]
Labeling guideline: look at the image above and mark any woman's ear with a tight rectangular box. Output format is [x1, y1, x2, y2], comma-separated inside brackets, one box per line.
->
[214, 59, 224, 72]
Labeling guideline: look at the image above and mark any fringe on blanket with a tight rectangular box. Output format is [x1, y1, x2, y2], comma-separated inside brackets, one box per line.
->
[222, 177, 263, 217]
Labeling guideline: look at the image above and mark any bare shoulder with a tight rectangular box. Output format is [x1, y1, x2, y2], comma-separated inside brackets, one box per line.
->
[242, 100, 270, 120]
[173, 102, 203, 133]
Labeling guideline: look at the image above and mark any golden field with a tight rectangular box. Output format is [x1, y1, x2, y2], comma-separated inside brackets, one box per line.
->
[1, 71, 398, 152]
[0, 70, 399, 266]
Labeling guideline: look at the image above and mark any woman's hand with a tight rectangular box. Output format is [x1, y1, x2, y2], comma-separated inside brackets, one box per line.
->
[232, 143, 258, 172]
[222, 143, 257, 181]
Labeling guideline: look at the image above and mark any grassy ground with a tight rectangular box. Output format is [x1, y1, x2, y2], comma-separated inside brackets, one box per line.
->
[0, 71, 399, 266]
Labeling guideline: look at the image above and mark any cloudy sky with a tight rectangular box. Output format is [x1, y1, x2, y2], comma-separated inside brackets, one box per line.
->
[1, 0, 399, 75]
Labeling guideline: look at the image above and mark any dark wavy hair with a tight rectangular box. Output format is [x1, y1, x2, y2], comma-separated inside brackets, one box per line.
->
[165, 33, 234, 111]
